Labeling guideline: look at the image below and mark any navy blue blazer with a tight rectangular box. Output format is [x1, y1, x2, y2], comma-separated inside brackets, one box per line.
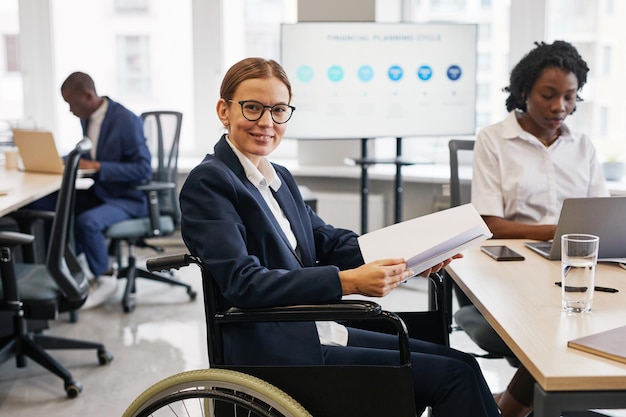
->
[80, 97, 152, 217]
[180, 135, 364, 365]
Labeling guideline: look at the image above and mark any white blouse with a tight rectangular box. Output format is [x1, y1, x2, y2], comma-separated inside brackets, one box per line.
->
[471, 111, 609, 224]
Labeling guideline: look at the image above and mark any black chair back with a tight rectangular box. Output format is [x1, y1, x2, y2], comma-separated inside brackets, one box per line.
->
[141, 111, 182, 227]
[46, 137, 92, 304]
[449, 139, 475, 207]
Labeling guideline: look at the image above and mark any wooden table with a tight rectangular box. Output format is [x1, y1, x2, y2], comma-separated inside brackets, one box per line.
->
[0, 166, 62, 217]
[446, 239, 626, 416]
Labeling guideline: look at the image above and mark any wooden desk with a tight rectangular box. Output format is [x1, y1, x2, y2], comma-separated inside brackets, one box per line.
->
[0, 166, 62, 217]
[446, 239, 626, 416]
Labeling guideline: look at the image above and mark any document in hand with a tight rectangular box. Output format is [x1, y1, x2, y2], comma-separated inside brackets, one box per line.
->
[358, 203, 492, 275]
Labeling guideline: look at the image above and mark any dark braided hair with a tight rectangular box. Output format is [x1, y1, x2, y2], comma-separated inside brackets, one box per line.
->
[504, 40, 589, 112]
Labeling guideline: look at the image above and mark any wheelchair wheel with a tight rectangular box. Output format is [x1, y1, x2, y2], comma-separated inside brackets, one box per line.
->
[123, 368, 312, 417]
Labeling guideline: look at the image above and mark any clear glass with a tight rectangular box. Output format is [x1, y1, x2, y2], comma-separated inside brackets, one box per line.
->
[3, 147, 19, 170]
[561, 233, 599, 313]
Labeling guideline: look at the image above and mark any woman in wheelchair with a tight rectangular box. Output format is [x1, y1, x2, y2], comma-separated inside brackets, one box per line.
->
[179, 57, 501, 417]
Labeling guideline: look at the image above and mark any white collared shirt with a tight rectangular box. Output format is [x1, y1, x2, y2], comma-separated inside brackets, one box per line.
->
[472, 110, 609, 224]
[225, 137, 348, 347]
[87, 98, 108, 159]
[226, 137, 297, 249]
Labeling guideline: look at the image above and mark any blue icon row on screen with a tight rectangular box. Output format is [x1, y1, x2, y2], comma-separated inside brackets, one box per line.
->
[296, 64, 463, 83]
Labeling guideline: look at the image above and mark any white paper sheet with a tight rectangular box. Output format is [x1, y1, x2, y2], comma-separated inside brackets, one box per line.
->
[358, 203, 492, 275]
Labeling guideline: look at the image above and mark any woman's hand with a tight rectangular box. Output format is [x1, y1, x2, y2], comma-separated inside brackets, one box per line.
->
[417, 253, 463, 277]
[339, 254, 463, 297]
[339, 258, 413, 297]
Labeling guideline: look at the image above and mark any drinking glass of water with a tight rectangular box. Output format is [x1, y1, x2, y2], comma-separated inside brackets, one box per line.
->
[561, 234, 599, 313]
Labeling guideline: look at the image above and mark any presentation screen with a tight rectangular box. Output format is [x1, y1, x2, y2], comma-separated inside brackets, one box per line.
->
[280, 22, 477, 139]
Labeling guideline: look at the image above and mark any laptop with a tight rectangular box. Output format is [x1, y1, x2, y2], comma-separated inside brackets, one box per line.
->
[524, 196, 626, 261]
[12, 129, 67, 174]
[12, 129, 96, 176]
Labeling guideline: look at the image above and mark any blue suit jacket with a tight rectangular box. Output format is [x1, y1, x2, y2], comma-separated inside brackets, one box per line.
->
[180, 136, 364, 365]
[80, 97, 152, 216]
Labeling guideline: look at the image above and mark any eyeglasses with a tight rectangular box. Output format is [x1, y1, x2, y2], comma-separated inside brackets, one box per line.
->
[230, 100, 296, 124]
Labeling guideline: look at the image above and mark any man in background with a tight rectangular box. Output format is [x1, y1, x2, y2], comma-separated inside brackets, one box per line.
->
[35, 72, 152, 309]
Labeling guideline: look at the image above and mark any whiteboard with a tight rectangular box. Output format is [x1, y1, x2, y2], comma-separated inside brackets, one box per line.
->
[280, 22, 477, 139]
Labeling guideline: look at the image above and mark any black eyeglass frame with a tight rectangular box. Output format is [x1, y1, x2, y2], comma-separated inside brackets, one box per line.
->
[229, 100, 296, 124]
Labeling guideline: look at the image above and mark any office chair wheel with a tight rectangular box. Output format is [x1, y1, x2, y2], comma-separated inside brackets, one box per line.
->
[64, 380, 83, 398]
[187, 288, 198, 300]
[123, 368, 312, 417]
[123, 296, 137, 313]
[97, 348, 114, 365]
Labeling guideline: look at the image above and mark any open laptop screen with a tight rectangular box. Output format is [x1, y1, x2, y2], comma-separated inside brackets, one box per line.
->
[525, 197, 626, 261]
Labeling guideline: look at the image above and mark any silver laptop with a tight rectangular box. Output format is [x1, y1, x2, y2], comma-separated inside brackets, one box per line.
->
[525, 196, 626, 261]
[12, 129, 67, 174]
[12, 129, 96, 176]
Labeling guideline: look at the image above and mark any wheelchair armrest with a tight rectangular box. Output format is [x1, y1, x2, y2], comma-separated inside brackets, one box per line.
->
[144, 253, 412, 364]
[221, 300, 382, 322]
[220, 300, 411, 365]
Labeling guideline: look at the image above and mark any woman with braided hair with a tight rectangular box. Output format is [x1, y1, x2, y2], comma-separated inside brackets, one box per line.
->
[458, 40, 609, 417]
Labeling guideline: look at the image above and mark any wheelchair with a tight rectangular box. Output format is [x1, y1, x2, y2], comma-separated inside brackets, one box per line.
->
[123, 253, 450, 417]
[123, 367, 311, 417]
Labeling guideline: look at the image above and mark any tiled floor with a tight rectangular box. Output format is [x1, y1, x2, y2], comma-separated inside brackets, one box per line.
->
[0, 237, 621, 416]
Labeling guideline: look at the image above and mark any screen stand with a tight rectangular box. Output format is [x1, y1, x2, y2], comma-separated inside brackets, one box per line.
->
[349, 137, 416, 234]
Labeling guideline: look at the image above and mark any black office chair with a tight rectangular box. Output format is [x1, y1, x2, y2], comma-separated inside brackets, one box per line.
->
[106, 111, 196, 313]
[444, 139, 475, 311]
[438, 139, 476, 331]
[0, 138, 113, 398]
[446, 139, 520, 365]
[141, 253, 456, 417]
[448, 139, 475, 208]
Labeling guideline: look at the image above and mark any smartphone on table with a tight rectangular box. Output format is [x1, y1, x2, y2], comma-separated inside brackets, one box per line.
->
[480, 245, 525, 261]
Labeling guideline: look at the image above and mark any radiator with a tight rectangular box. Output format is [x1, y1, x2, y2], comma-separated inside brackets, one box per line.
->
[313, 192, 385, 232]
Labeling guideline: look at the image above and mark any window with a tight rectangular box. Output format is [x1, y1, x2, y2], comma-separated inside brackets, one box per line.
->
[114, 0, 149, 13]
[116, 35, 151, 96]
[605, 0, 614, 14]
[602, 44, 612, 76]
[477, 82, 490, 100]
[477, 52, 491, 71]
[547, 0, 625, 159]
[4, 34, 19, 72]
[600, 106, 608, 137]
[431, 0, 468, 13]
[398, 0, 511, 164]
[14, 0, 626, 167]
[478, 23, 492, 42]
[244, 0, 285, 60]
[476, 111, 490, 127]
[222, 0, 297, 159]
